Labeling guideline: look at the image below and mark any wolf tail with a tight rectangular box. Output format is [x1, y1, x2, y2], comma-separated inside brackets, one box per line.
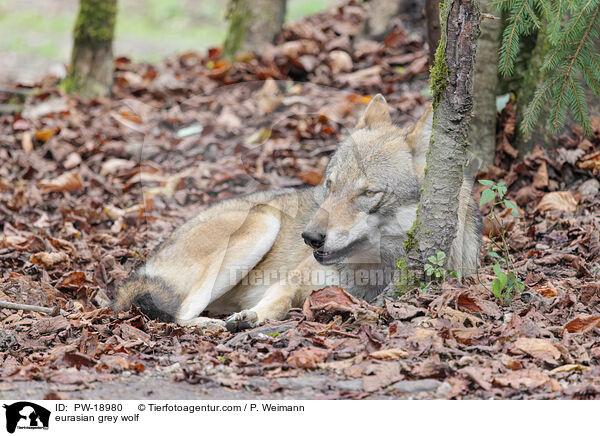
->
[112, 274, 182, 323]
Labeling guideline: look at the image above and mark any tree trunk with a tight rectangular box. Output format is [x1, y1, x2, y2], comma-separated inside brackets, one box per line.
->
[468, 0, 501, 168]
[64, 0, 117, 100]
[425, 0, 441, 65]
[363, 0, 418, 41]
[406, 0, 481, 278]
[222, 0, 286, 60]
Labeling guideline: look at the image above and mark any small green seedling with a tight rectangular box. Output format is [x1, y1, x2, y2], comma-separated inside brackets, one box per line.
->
[478, 180, 525, 304]
[424, 251, 447, 281]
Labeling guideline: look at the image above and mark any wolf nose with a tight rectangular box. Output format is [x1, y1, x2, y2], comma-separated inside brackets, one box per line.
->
[302, 231, 325, 249]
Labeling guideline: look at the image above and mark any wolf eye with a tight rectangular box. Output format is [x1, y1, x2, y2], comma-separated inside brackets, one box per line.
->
[363, 190, 378, 197]
[326, 179, 332, 189]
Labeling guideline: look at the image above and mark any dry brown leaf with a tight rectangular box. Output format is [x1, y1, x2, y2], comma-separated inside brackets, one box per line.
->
[493, 369, 549, 389]
[514, 337, 560, 363]
[21, 131, 33, 153]
[35, 128, 56, 142]
[369, 348, 408, 360]
[328, 50, 353, 74]
[460, 366, 492, 391]
[100, 158, 136, 176]
[563, 314, 600, 333]
[318, 354, 364, 371]
[549, 363, 588, 375]
[303, 286, 382, 324]
[534, 191, 578, 213]
[286, 347, 329, 369]
[533, 285, 558, 298]
[38, 170, 83, 193]
[362, 361, 401, 392]
[30, 251, 69, 267]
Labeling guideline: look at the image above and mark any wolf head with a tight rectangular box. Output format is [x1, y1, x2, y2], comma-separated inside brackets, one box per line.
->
[302, 94, 433, 265]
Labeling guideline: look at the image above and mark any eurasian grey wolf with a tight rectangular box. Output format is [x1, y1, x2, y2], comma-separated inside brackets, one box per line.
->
[113, 94, 481, 331]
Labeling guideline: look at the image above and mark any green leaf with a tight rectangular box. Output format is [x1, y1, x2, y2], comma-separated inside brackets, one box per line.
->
[497, 185, 507, 199]
[503, 199, 520, 217]
[437, 251, 446, 262]
[488, 250, 501, 259]
[493, 263, 503, 277]
[478, 179, 495, 186]
[480, 188, 495, 206]
[492, 278, 504, 297]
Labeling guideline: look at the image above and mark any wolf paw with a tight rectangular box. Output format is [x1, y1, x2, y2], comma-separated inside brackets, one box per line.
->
[226, 310, 259, 332]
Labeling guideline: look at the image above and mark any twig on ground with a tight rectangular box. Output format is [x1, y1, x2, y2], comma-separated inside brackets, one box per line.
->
[0, 300, 66, 316]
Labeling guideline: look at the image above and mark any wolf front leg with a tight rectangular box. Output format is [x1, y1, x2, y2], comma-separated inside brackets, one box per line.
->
[225, 255, 339, 331]
[225, 280, 300, 332]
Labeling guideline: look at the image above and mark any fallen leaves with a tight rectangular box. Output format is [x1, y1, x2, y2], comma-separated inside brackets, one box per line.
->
[369, 348, 408, 360]
[303, 286, 383, 324]
[30, 251, 69, 267]
[38, 170, 84, 193]
[0, 0, 598, 400]
[514, 337, 561, 363]
[563, 315, 600, 333]
[493, 369, 549, 389]
[287, 347, 329, 369]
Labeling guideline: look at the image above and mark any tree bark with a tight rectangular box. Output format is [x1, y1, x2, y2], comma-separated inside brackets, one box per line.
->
[406, 0, 481, 278]
[425, 0, 441, 65]
[363, 0, 418, 41]
[222, 0, 286, 60]
[64, 0, 117, 100]
[468, 0, 501, 168]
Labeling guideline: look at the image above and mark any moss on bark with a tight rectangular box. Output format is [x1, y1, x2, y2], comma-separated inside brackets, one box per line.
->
[64, 0, 117, 100]
[405, 0, 480, 286]
[222, 0, 286, 61]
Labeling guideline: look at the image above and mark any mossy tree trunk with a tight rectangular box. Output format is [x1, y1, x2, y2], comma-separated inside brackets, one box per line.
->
[468, 0, 501, 168]
[222, 0, 286, 61]
[406, 0, 481, 278]
[64, 0, 117, 100]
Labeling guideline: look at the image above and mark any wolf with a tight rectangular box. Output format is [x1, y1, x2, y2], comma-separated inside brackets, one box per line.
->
[113, 94, 481, 331]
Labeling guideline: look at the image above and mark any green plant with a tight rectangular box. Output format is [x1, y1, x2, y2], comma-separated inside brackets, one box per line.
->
[424, 251, 448, 281]
[478, 180, 525, 304]
[496, 0, 600, 133]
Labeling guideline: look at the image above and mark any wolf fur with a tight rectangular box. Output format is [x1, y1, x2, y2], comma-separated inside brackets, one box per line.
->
[113, 94, 481, 331]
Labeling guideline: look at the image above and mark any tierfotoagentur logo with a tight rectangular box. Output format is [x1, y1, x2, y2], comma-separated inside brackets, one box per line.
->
[2, 402, 50, 433]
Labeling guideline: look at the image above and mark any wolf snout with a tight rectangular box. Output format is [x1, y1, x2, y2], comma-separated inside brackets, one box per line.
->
[301, 230, 326, 249]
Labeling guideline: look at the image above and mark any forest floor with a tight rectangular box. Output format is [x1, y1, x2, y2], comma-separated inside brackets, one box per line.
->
[0, 3, 599, 400]
[0, 0, 331, 85]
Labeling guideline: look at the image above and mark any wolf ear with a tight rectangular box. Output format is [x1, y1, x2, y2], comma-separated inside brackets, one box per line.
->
[354, 94, 392, 129]
[405, 106, 433, 180]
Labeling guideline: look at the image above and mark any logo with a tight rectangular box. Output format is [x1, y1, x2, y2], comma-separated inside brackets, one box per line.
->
[3, 402, 50, 433]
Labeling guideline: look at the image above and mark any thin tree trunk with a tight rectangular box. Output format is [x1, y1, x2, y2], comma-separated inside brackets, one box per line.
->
[425, 0, 441, 65]
[222, 0, 286, 60]
[468, 0, 501, 168]
[406, 0, 481, 277]
[64, 0, 117, 100]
